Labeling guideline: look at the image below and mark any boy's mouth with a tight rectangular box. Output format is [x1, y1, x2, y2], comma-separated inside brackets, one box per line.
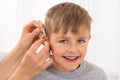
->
[62, 56, 79, 62]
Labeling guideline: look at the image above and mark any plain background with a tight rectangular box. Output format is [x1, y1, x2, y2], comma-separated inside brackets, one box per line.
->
[0, 0, 119, 80]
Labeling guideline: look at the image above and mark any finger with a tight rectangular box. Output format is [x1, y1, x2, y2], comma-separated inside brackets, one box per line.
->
[40, 56, 53, 70]
[28, 22, 46, 40]
[24, 20, 44, 33]
[35, 48, 50, 60]
[26, 39, 44, 55]
[29, 28, 47, 44]
[35, 41, 50, 59]
[36, 52, 50, 67]
[43, 41, 49, 48]
[37, 20, 45, 28]
[29, 28, 40, 40]
[37, 41, 49, 54]
[36, 41, 49, 55]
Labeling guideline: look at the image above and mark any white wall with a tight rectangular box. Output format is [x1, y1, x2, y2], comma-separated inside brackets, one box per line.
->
[84, 0, 119, 77]
[0, 0, 23, 52]
[0, 0, 119, 79]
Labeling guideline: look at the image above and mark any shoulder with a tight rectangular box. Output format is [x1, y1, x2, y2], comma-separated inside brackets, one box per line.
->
[82, 60, 104, 73]
[82, 60, 108, 80]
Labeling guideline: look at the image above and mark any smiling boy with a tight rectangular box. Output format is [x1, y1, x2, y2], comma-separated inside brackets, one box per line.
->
[49, 25, 90, 72]
[33, 2, 108, 80]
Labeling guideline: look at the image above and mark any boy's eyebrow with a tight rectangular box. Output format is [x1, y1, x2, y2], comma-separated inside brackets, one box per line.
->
[56, 36, 70, 39]
[78, 37, 89, 39]
[56, 35, 89, 39]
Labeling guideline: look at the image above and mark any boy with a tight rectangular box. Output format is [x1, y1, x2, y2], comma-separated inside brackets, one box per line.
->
[3, 2, 107, 80]
[33, 2, 108, 80]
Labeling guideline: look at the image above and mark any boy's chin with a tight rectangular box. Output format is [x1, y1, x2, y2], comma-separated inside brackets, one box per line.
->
[65, 64, 80, 72]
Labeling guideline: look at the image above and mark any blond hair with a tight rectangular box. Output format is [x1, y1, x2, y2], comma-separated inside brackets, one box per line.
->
[45, 2, 92, 37]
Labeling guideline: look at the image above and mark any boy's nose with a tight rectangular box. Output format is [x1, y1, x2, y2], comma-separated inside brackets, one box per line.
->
[68, 44, 78, 53]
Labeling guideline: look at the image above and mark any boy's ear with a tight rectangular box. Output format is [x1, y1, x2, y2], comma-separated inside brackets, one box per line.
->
[88, 34, 91, 41]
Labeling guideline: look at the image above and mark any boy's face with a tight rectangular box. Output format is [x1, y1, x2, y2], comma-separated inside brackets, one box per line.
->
[49, 25, 91, 72]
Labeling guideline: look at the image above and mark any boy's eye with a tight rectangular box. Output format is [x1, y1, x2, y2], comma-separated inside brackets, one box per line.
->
[78, 39, 86, 43]
[59, 40, 68, 44]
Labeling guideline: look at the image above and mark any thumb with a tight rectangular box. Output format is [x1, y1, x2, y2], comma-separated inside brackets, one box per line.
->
[30, 28, 40, 40]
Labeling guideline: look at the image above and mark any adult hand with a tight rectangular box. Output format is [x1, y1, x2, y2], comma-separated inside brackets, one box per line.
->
[16, 20, 44, 53]
[9, 39, 53, 80]
[0, 20, 44, 80]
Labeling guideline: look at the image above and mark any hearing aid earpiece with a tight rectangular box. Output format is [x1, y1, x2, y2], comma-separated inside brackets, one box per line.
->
[39, 28, 46, 38]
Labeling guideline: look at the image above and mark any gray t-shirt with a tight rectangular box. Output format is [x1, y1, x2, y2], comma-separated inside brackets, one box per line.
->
[32, 60, 108, 80]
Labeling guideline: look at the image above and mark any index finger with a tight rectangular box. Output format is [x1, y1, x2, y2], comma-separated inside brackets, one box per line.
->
[26, 39, 44, 55]
[24, 20, 44, 33]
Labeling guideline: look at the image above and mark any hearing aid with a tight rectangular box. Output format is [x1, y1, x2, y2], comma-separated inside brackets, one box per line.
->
[39, 28, 46, 38]
[36, 28, 46, 53]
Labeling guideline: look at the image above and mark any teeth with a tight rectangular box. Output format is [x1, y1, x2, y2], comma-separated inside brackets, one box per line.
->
[64, 56, 78, 60]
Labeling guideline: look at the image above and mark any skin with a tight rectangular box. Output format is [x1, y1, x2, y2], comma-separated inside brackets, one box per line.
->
[9, 39, 53, 80]
[0, 20, 53, 80]
[0, 21, 90, 79]
[49, 25, 91, 72]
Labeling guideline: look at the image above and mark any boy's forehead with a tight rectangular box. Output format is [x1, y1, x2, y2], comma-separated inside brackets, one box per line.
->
[53, 24, 89, 34]
[50, 30, 89, 40]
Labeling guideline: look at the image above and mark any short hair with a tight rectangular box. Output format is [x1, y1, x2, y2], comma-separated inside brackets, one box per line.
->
[45, 2, 92, 37]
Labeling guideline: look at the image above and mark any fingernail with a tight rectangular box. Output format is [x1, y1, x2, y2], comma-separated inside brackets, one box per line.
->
[36, 44, 44, 54]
